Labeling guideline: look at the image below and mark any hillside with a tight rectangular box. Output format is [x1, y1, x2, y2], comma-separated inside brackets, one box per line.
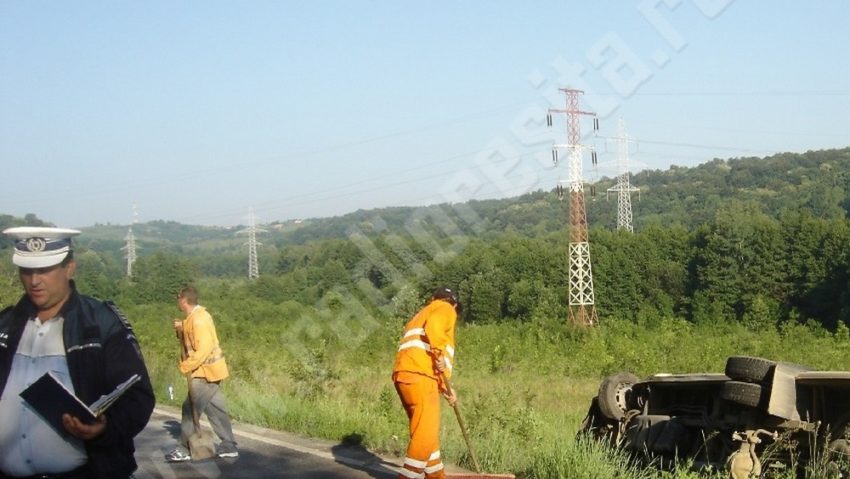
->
[272, 147, 850, 242]
[2, 147, 849, 283]
[3, 147, 850, 330]
[4, 147, 842, 249]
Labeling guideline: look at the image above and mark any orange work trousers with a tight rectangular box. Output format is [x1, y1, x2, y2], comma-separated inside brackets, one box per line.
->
[394, 373, 446, 479]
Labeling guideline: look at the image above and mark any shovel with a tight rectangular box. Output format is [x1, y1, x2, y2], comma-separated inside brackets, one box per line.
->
[179, 330, 215, 460]
[441, 374, 515, 479]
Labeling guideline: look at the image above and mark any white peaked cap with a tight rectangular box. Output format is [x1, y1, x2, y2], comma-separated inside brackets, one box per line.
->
[3, 227, 81, 268]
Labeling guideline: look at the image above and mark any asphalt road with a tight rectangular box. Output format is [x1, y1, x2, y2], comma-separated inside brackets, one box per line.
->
[131, 408, 401, 479]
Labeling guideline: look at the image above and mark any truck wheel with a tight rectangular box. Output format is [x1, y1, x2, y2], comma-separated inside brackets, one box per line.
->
[597, 372, 639, 420]
[724, 356, 776, 384]
[721, 380, 764, 408]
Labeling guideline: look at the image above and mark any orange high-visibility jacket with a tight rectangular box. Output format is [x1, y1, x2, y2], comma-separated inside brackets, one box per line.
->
[179, 305, 229, 382]
[393, 299, 457, 387]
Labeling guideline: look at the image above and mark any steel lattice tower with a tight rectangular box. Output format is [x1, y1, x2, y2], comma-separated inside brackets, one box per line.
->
[607, 119, 640, 232]
[122, 204, 138, 277]
[239, 208, 265, 280]
[548, 88, 599, 326]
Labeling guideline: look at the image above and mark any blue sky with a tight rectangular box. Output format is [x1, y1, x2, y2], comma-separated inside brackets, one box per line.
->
[1, 1, 848, 228]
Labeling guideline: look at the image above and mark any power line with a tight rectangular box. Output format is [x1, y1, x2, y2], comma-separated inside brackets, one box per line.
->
[605, 90, 850, 97]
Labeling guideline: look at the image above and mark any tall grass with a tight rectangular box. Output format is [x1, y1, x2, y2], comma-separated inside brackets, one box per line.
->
[128, 297, 850, 478]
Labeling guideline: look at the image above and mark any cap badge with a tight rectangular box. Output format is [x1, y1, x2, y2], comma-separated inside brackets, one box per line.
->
[25, 237, 47, 253]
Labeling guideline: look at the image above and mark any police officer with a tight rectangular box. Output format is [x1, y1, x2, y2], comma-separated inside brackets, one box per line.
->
[0, 227, 155, 478]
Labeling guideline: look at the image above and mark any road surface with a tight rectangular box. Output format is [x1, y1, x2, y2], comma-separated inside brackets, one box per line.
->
[132, 408, 402, 478]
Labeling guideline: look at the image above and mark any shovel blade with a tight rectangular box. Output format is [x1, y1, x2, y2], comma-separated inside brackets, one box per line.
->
[188, 430, 216, 460]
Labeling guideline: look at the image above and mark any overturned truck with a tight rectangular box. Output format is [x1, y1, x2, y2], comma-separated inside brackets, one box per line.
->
[582, 356, 850, 477]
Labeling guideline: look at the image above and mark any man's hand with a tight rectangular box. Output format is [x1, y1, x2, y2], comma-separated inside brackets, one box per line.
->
[433, 353, 449, 374]
[443, 387, 457, 406]
[62, 413, 106, 440]
[174, 319, 184, 341]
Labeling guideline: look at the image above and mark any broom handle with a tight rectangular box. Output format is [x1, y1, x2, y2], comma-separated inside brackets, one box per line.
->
[441, 373, 483, 473]
[187, 374, 202, 432]
[178, 329, 203, 433]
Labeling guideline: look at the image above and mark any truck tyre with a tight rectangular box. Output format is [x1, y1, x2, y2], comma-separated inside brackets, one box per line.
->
[724, 356, 776, 384]
[721, 380, 764, 408]
[597, 372, 639, 420]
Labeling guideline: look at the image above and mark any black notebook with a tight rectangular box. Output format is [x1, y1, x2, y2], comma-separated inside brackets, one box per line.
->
[20, 371, 140, 434]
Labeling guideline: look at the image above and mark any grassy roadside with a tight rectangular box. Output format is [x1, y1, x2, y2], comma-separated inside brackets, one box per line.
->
[130, 299, 850, 478]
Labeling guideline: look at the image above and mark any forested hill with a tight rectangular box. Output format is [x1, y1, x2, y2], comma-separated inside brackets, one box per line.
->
[2, 147, 849, 255]
[3, 147, 850, 331]
[241, 146, 850, 242]
[619, 147, 850, 227]
[248, 147, 850, 243]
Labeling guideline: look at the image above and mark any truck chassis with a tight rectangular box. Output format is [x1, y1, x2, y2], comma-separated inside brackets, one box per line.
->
[581, 356, 850, 478]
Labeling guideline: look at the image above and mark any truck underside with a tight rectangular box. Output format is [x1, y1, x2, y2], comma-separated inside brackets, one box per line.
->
[581, 356, 850, 478]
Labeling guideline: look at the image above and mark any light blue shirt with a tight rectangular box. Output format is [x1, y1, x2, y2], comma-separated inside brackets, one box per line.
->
[0, 316, 87, 476]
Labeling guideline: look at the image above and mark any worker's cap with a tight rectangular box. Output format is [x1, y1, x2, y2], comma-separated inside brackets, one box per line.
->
[431, 286, 459, 305]
[2, 227, 81, 268]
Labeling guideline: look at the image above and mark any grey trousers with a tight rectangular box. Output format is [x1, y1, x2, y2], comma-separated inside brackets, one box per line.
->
[180, 378, 237, 449]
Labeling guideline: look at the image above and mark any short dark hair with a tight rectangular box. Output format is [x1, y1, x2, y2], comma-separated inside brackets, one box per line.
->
[179, 285, 199, 305]
[61, 251, 74, 266]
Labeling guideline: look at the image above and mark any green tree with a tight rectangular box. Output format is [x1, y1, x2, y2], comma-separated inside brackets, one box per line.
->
[693, 201, 786, 321]
[461, 268, 507, 323]
[128, 251, 198, 303]
[0, 260, 22, 308]
[74, 249, 121, 299]
[780, 211, 850, 328]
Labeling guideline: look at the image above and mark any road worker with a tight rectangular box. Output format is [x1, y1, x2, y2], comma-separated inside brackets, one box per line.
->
[392, 286, 460, 479]
[165, 284, 238, 462]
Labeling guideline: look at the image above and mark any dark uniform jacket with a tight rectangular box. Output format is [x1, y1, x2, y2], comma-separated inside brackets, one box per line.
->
[0, 283, 155, 478]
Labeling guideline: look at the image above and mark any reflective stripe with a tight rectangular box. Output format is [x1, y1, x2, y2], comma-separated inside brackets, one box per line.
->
[424, 463, 444, 473]
[398, 340, 431, 352]
[429, 450, 441, 461]
[399, 330, 455, 360]
[399, 467, 423, 479]
[404, 328, 426, 338]
[404, 457, 428, 469]
[443, 356, 453, 372]
[67, 342, 102, 353]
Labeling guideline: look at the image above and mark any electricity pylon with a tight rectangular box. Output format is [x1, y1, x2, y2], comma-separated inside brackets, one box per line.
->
[606, 118, 640, 232]
[548, 88, 599, 326]
[238, 208, 266, 280]
[122, 204, 138, 277]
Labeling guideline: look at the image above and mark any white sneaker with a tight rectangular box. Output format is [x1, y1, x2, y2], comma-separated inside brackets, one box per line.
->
[165, 448, 191, 462]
